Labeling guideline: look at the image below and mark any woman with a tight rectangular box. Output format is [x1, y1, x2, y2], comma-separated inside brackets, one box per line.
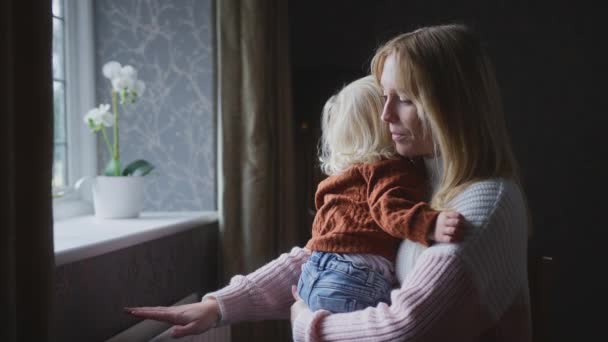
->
[127, 24, 531, 341]
[293, 75, 464, 315]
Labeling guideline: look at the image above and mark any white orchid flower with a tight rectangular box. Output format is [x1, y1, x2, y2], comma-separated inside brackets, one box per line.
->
[85, 60, 152, 177]
[96, 104, 114, 127]
[121, 65, 137, 79]
[112, 75, 135, 93]
[102, 61, 122, 80]
[83, 107, 99, 125]
[104, 62, 144, 104]
[84, 103, 113, 128]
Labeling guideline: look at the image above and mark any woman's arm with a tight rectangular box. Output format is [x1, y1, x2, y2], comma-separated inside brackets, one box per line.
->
[292, 246, 485, 342]
[127, 247, 311, 337]
[292, 179, 531, 341]
[205, 246, 311, 324]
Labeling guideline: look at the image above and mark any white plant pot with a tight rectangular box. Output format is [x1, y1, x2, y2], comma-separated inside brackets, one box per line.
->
[92, 176, 144, 219]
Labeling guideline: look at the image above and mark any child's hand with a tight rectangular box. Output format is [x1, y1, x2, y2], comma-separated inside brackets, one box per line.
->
[433, 211, 465, 243]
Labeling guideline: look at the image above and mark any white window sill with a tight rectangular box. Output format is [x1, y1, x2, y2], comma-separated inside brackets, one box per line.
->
[54, 211, 218, 266]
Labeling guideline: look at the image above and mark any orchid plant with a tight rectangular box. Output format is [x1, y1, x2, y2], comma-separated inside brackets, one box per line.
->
[84, 61, 154, 177]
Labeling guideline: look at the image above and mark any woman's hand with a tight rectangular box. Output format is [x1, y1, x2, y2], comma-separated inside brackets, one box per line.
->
[125, 298, 220, 338]
[433, 211, 465, 243]
[290, 285, 311, 325]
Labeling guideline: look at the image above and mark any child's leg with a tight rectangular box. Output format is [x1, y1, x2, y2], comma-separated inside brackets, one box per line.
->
[297, 252, 392, 313]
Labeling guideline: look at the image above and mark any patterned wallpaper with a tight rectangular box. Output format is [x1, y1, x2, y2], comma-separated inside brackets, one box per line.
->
[94, 0, 216, 210]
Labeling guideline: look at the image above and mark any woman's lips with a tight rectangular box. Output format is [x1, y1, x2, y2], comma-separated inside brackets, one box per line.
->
[391, 133, 410, 142]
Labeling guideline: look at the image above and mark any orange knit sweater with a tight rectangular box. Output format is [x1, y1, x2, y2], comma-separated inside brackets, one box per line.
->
[305, 157, 439, 261]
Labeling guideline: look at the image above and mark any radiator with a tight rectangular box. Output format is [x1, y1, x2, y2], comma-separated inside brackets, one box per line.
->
[106, 293, 231, 342]
[150, 325, 230, 342]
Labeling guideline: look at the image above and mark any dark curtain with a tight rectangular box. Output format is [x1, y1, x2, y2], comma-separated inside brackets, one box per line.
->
[0, 1, 55, 341]
[217, 0, 299, 340]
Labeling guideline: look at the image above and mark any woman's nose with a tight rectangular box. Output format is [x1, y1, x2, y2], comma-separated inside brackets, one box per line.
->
[381, 102, 394, 123]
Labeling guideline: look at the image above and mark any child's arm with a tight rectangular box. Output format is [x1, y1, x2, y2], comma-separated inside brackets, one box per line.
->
[434, 210, 465, 242]
[365, 160, 463, 245]
[367, 178, 437, 245]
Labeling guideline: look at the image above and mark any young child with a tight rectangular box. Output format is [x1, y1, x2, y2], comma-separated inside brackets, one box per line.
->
[297, 75, 463, 313]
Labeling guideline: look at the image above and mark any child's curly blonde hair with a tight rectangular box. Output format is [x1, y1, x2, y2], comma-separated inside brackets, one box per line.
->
[319, 75, 398, 176]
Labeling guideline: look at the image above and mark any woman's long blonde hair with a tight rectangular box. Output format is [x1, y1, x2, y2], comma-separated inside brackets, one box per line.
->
[319, 75, 397, 175]
[371, 24, 519, 209]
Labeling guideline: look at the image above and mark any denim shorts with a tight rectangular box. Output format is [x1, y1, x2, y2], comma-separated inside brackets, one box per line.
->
[297, 251, 393, 313]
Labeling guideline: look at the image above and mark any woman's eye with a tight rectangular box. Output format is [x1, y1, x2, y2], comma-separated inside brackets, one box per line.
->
[398, 98, 413, 105]
[381, 95, 388, 103]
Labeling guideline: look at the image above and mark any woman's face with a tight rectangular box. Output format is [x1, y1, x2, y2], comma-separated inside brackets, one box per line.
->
[380, 54, 434, 157]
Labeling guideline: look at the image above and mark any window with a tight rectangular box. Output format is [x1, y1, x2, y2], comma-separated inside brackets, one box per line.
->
[53, 0, 217, 217]
[52, 0, 67, 189]
[52, 0, 97, 219]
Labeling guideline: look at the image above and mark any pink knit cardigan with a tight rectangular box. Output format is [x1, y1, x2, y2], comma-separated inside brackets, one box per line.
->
[205, 179, 532, 341]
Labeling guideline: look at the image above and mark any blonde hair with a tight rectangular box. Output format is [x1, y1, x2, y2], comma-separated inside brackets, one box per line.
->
[319, 75, 397, 175]
[371, 24, 519, 209]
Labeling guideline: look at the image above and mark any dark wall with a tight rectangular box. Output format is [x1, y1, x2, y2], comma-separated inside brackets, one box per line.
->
[289, 1, 602, 340]
[54, 223, 218, 341]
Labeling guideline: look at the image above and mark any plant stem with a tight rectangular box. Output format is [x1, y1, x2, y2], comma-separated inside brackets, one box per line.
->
[112, 91, 120, 176]
[101, 126, 113, 158]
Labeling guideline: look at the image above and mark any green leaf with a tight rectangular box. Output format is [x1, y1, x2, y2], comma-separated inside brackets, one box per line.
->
[104, 158, 122, 176]
[122, 159, 154, 176]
